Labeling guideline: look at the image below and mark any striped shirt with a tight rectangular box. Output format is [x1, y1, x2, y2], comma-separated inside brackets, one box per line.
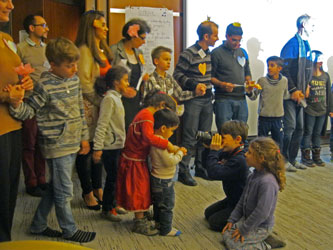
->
[173, 42, 213, 98]
[9, 71, 88, 159]
[143, 70, 195, 102]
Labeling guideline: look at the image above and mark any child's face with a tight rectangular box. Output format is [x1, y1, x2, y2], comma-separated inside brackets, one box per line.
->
[245, 146, 262, 169]
[50, 60, 78, 79]
[155, 51, 171, 72]
[159, 125, 178, 139]
[115, 74, 130, 94]
[221, 134, 241, 152]
[267, 61, 282, 78]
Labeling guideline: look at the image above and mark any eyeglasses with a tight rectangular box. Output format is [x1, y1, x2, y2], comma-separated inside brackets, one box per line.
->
[138, 35, 146, 41]
[33, 23, 48, 28]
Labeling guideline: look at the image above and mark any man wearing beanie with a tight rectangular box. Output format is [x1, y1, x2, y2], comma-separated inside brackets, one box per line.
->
[211, 22, 252, 132]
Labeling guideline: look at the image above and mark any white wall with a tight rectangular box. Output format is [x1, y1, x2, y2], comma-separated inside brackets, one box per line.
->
[186, 0, 333, 135]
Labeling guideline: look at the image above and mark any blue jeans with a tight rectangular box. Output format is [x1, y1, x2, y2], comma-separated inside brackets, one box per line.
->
[330, 117, 333, 153]
[214, 98, 248, 133]
[179, 97, 213, 173]
[258, 117, 284, 148]
[301, 113, 326, 149]
[151, 176, 175, 235]
[282, 100, 304, 164]
[30, 153, 77, 238]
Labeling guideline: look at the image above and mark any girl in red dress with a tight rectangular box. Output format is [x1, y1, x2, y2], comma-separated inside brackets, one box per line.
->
[116, 90, 177, 236]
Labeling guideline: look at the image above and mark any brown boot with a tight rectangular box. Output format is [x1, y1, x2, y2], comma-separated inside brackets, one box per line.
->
[312, 148, 325, 167]
[300, 148, 315, 167]
[132, 216, 159, 236]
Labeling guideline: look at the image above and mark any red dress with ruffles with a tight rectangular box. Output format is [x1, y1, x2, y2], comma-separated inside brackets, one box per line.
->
[116, 108, 168, 211]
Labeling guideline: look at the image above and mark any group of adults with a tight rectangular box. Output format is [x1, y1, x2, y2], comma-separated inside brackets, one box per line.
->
[0, 0, 314, 242]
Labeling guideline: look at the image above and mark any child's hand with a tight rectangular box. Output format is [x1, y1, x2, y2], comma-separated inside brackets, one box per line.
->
[79, 140, 90, 155]
[93, 150, 103, 163]
[7, 84, 25, 108]
[178, 147, 187, 155]
[210, 134, 223, 151]
[142, 73, 149, 82]
[231, 228, 244, 243]
[21, 75, 34, 91]
[167, 142, 178, 153]
[222, 222, 233, 234]
[305, 85, 310, 98]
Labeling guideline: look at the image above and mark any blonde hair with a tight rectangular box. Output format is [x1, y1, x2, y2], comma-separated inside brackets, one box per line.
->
[46, 37, 80, 65]
[250, 137, 286, 191]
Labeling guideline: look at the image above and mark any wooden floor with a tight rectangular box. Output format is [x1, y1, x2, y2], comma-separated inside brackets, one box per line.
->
[8, 146, 333, 250]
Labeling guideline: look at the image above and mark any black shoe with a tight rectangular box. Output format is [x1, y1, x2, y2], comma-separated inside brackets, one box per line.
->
[26, 186, 43, 197]
[195, 169, 210, 180]
[82, 194, 100, 211]
[178, 173, 197, 186]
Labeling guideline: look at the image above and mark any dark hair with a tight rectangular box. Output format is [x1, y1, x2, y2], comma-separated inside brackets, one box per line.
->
[23, 14, 38, 34]
[142, 90, 176, 111]
[75, 10, 113, 66]
[95, 65, 128, 96]
[46, 37, 80, 65]
[122, 18, 151, 40]
[151, 46, 172, 66]
[226, 22, 243, 36]
[297, 14, 311, 29]
[267, 56, 284, 67]
[312, 50, 324, 72]
[220, 120, 248, 143]
[196, 21, 218, 40]
[153, 109, 179, 130]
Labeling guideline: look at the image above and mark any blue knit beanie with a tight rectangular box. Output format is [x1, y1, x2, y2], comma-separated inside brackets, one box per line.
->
[226, 22, 243, 36]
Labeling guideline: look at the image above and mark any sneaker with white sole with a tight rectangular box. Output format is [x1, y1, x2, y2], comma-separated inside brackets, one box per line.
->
[285, 162, 297, 172]
[292, 161, 307, 170]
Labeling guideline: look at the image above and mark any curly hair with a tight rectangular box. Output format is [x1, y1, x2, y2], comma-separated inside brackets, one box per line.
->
[250, 137, 286, 191]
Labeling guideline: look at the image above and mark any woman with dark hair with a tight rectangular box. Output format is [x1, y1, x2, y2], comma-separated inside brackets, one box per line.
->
[74, 10, 113, 210]
[110, 18, 151, 130]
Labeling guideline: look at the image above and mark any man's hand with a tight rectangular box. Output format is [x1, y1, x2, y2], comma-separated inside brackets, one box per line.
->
[92, 150, 103, 163]
[291, 90, 304, 104]
[224, 82, 234, 92]
[210, 134, 223, 151]
[195, 83, 206, 96]
[79, 140, 90, 155]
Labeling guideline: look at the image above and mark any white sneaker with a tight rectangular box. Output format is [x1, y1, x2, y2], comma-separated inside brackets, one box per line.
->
[285, 162, 297, 172]
[293, 161, 307, 170]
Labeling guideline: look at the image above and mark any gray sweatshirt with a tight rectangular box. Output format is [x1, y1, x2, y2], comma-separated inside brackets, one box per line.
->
[228, 169, 279, 236]
[248, 74, 289, 117]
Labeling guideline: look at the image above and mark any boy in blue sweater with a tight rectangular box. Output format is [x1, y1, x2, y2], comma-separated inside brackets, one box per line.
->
[8, 37, 96, 243]
[204, 120, 249, 231]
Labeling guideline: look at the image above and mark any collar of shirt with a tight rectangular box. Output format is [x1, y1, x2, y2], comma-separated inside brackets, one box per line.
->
[194, 41, 210, 54]
[26, 37, 46, 47]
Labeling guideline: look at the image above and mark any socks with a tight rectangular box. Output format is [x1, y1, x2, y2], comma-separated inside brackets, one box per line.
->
[31, 227, 62, 238]
[65, 229, 96, 243]
[166, 227, 182, 237]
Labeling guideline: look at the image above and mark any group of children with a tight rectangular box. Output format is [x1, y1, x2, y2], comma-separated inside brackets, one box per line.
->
[5, 35, 290, 250]
[246, 53, 333, 169]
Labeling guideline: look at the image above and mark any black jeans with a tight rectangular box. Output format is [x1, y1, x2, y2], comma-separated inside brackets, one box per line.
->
[151, 176, 175, 235]
[75, 142, 102, 195]
[204, 198, 234, 232]
[101, 149, 120, 212]
[0, 130, 22, 242]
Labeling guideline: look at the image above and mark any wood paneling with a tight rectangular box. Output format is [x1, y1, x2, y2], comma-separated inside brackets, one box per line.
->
[108, 0, 183, 65]
[12, 0, 80, 43]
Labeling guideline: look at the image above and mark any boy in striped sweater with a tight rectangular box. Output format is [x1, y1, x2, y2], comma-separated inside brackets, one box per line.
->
[8, 37, 96, 243]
